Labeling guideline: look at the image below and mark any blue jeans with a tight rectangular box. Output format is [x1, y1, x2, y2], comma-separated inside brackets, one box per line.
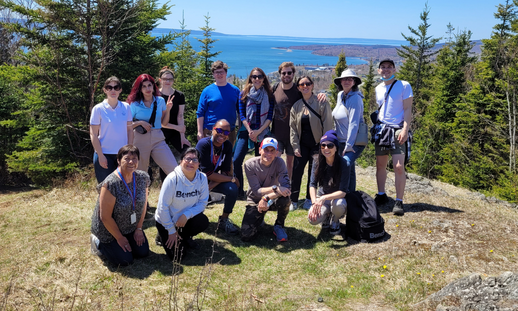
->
[341, 144, 365, 192]
[233, 130, 260, 196]
[212, 181, 238, 214]
[93, 153, 118, 183]
[98, 231, 150, 267]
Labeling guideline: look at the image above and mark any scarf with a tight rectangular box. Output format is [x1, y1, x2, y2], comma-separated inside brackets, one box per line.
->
[245, 86, 271, 140]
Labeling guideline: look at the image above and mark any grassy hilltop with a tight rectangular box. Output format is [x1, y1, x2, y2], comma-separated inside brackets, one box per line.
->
[1, 158, 517, 311]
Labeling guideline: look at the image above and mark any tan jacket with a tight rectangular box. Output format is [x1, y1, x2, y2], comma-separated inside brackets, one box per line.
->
[289, 94, 333, 153]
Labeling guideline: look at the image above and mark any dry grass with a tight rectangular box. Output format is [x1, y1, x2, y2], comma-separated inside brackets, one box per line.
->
[1, 158, 518, 311]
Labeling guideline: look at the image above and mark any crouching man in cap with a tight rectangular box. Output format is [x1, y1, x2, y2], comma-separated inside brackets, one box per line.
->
[241, 138, 291, 242]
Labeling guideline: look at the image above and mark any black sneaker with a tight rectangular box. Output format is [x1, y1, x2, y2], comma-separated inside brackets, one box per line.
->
[374, 193, 389, 206]
[184, 237, 199, 249]
[393, 200, 405, 216]
[218, 216, 240, 235]
[155, 234, 162, 246]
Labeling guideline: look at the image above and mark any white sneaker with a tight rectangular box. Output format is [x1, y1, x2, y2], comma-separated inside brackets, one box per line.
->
[289, 202, 298, 211]
[90, 234, 102, 256]
[330, 222, 341, 235]
[302, 199, 312, 210]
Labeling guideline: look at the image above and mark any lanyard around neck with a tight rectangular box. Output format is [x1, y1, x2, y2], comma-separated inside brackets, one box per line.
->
[117, 169, 136, 211]
[210, 137, 224, 170]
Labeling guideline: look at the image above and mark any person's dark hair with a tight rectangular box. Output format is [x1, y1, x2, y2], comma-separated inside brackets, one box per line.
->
[126, 74, 160, 104]
[211, 60, 228, 73]
[278, 62, 296, 75]
[313, 148, 342, 190]
[103, 76, 121, 89]
[296, 75, 314, 91]
[180, 147, 200, 162]
[117, 145, 140, 162]
[241, 67, 273, 102]
[158, 66, 175, 82]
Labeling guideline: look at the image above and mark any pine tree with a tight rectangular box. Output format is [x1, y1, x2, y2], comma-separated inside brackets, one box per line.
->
[328, 51, 347, 107]
[396, 3, 441, 120]
[361, 58, 377, 122]
[197, 14, 220, 84]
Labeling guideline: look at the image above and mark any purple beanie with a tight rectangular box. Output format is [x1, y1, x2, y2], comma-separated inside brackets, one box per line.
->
[320, 130, 339, 147]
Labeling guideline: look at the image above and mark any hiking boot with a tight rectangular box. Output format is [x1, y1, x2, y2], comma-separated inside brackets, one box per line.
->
[302, 199, 312, 210]
[90, 234, 102, 257]
[374, 193, 389, 206]
[289, 202, 298, 211]
[329, 221, 341, 236]
[393, 200, 405, 216]
[155, 234, 162, 246]
[219, 216, 239, 235]
[321, 213, 331, 229]
[273, 225, 288, 242]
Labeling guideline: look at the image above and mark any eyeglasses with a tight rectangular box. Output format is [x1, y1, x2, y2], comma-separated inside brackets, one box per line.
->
[281, 71, 293, 76]
[341, 77, 355, 82]
[251, 75, 264, 80]
[105, 85, 121, 91]
[184, 157, 199, 163]
[321, 143, 335, 149]
[298, 82, 313, 87]
[213, 70, 226, 76]
[161, 78, 174, 82]
[214, 128, 231, 136]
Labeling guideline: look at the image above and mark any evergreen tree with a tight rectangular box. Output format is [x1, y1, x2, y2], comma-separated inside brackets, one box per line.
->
[361, 58, 377, 122]
[0, 0, 173, 184]
[328, 50, 347, 107]
[197, 14, 219, 84]
[396, 3, 441, 120]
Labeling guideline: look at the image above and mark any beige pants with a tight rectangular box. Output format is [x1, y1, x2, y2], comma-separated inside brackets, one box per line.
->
[134, 129, 177, 175]
[308, 198, 347, 225]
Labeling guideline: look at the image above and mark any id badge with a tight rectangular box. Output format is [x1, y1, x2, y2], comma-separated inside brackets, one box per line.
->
[130, 212, 136, 224]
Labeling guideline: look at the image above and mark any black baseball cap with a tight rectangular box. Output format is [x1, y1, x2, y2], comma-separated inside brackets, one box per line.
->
[378, 59, 395, 68]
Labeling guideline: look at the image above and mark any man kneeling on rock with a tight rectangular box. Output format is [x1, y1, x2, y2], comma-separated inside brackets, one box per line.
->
[241, 138, 291, 242]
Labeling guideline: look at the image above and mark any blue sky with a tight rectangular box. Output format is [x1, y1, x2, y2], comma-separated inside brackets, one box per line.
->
[158, 0, 502, 41]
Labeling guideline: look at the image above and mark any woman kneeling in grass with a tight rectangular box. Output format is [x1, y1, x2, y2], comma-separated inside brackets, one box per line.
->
[155, 147, 209, 261]
[308, 130, 351, 236]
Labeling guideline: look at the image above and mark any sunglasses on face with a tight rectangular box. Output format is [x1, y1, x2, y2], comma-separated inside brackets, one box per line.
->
[281, 71, 293, 76]
[183, 157, 199, 163]
[214, 128, 231, 136]
[105, 85, 121, 91]
[321, 143, 335, 149]
[341, 77, 355, 82]
[298, 82, 313, 87]
[251, 75, 264, 80]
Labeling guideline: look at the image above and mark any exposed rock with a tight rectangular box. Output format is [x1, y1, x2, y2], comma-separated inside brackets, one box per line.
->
[416, 272, 518, 311]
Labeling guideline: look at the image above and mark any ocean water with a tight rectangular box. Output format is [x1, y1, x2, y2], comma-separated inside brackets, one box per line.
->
[153, 29, 408, 78]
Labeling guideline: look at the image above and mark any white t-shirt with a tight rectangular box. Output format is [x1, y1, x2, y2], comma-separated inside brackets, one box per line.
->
[375, 80, 413, 126]
[90, 100, 132, 154]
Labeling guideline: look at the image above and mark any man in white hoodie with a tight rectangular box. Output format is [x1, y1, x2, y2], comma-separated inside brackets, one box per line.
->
[155, 147, 209, 260]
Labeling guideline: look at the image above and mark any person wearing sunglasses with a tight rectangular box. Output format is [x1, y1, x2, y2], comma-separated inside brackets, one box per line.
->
[233, 67, 275, 198]
[332, 69, 365, 192]
[307, 130, 350, 235]
[158, 66, 191, 182]
[90, 76, 133, 183]
[155, 147, 209, 261]
[196, 119, 240, 235]
[289, 76, 333, 211]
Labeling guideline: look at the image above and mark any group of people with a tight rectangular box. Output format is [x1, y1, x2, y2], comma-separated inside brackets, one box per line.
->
[89, 59, 413, 267]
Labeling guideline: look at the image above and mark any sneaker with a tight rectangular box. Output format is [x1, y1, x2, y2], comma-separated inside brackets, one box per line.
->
[184, 237, 199, 249]
[393, 200, 405, 216]
[90, 234, 102, 256]
[289, 202, 298, 211]
[374, 193, 389, 206]
[321, 213, 331, 229]
[273, 225, 288, 242]
[219, 216, 240, 235]
[155, 234, 162, 246]
[329, 222, 341, 235]
[302, 199, 312, 210]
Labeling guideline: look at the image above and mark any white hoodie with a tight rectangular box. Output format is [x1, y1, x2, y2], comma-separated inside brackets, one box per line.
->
[155, 166, 209, 234]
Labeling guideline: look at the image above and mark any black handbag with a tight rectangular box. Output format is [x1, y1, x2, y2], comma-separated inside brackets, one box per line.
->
[133, 100, 158, 135]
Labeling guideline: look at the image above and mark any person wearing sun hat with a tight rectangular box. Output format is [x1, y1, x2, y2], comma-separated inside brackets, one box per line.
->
[372, 58, 413, 216]
[241, 137, 292, 242]
[332, 68, 365, 193]
[307, 130, 350, 235]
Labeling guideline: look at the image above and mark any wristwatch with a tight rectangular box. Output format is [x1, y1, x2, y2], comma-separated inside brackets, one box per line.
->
[231, 176, 236, 183]
[272, 185, 278, 193]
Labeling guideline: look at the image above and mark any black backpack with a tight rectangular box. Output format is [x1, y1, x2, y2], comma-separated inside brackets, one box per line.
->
[345, 191, 386, 242]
